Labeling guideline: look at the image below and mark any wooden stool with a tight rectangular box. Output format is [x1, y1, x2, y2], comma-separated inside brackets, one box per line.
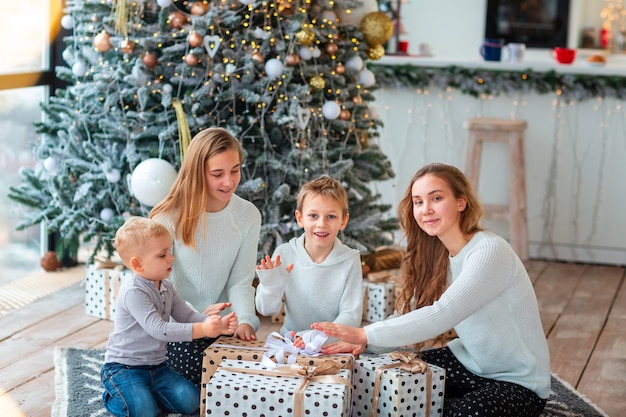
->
[463, 118, 529, 261]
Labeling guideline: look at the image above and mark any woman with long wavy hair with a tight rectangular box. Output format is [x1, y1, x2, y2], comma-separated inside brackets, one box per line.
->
[313, 163, 550, 417]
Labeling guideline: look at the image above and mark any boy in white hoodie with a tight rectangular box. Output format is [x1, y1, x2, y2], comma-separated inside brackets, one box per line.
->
[255, 176, 363, 344]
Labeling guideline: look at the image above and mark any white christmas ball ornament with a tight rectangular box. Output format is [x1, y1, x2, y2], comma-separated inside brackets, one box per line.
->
[130, 158, 178, 207]
[299, 46, 313, 61]
[43, 156, 57, 172]
[345, 55, 364, 72]
[311, 47, 322, 58]
[264, 58, 284, 78]
[162, 83, 173, 94]
[62, 49, 73, 64]
[72, 62, 87, 77]
[322, 101, 341, 120]
[105, 168, 121, 183]
[157, 0, 172, 7]
[358, 68, 376, 87]
[61, 15, 73, 30]
[100, 207, 115, 222]
[240, 0, 255, 4]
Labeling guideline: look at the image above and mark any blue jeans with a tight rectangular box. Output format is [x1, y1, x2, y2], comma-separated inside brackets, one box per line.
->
[101, 362, 199, 417]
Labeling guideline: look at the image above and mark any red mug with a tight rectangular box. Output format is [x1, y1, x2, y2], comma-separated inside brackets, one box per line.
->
[551, 47, 576, 64]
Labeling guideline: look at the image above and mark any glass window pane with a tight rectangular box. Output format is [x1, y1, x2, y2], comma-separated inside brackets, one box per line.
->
[0, 1, 50, 74]
[0, 87, 46, 284]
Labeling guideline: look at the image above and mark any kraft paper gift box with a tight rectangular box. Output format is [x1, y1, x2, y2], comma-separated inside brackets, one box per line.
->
[362, 270, 401, 323]
[352, 352, 445, 417]
[84, 261, 132, 320]
[205, 358, 352, 417]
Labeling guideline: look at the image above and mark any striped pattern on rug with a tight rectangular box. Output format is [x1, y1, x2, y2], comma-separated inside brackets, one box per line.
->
[0, 267, 84, 315]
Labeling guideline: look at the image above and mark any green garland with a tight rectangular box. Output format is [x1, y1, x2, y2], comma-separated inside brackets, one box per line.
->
[368, 63, 626, 101]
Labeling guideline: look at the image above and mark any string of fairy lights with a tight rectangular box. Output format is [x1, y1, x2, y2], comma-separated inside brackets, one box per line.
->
[373, 82, 623, 260]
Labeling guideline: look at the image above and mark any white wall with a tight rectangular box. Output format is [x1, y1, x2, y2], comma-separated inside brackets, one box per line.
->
[398, 0, 607, 59]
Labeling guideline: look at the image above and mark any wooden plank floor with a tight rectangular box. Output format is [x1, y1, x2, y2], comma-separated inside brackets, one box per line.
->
[0, 260, 624, 417]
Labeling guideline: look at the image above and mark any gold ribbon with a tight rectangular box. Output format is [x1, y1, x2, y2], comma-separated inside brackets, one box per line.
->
[173, 99, 191, 162]
[95, 259, 125, 319]
[369, 352, 432, 417]
[220, 360, 350, 417]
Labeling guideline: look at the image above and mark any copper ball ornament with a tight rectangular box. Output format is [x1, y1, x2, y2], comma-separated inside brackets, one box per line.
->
[325, 42, 338, 56]
[120, 39, 135, 54]
[188, 32, 204, 48]
[40, 251, 61, 272]
[185, 53, 201, 66]
[352, 95, 363, 104]
[94, 31, 112, 52]
[339, 109, 351, 120]
[285, 53, 300, 66]
[190, 1, 209, 15]
[143, 53, 158, 69]
[168, 11, 187, 29]
[334, 64, 345, 75]
[252, 52, 265, 63]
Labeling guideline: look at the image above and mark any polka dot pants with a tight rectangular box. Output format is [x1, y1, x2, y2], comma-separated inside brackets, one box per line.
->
[166, 337, 216, 389]
[420, 347, 547, 417]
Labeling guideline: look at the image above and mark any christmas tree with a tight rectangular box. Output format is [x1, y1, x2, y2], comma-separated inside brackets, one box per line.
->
[9, 0, 397, 261]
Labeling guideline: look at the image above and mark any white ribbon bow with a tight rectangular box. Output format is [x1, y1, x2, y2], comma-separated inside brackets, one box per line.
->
[261, 330, 328, 366]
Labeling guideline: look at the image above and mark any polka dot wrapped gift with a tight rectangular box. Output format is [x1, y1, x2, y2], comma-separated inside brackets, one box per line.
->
[84, 260, 133, 320]
[352, 352, 446, 417]
[201, 336, 355, 412]
[205, 358, 352, 417]
[362, 270, 402, 323]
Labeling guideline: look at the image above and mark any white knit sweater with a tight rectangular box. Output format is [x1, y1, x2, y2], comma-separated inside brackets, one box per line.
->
[255, 234, 363, 336]
[153, 194, 261, 329]
[365, 231, 551, 398]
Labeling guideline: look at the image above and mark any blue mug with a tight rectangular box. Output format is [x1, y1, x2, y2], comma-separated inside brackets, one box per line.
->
[480, 38, 505, 61]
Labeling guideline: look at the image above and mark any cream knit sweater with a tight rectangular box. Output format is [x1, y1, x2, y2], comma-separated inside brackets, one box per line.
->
[365, 231, 551, 398]
[153, 194, 261, 330]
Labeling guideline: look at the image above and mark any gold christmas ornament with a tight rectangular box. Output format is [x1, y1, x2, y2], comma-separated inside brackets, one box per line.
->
[367, 44, 385, 60]
[143, 53, 158, 69]
[185, 53, 201, 66]
[309, 75, 325, 90]
[94, 31, 112, 52]
[325, 42, 338, 56]
[285, 53, 300, 66]
[360, 11, 393, 46]
[334, 64, 345, 74]
[168, 11, 187, 29]
[190, 1, 209, 15]
[188, 32, 204, 48]
[120, 38, 135, 54]
[295, 28, 315, 46]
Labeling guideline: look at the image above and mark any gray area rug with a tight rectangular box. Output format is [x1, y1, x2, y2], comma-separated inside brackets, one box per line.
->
[53, 347, 609, 417]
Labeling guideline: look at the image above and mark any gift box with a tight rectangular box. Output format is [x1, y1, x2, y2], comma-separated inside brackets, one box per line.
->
[201, 336, 355, 413]
[352, 352, 445, 417]
[362, 270, 401, 323]
[271, 297, 286, 324]
[205, 358, 352, 417]
[84, 262, 132, 320]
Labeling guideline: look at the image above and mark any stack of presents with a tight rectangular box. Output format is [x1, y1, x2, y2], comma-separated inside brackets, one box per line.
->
[84, 247, 452, 416]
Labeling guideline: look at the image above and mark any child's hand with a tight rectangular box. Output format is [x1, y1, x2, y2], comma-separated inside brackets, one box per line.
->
[201, 314, 224, 338]
[256, 254, 294, 272]
[203, 302, 232, 315]
[293, 335, 305, 349]
[221, 311, 238, 335]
